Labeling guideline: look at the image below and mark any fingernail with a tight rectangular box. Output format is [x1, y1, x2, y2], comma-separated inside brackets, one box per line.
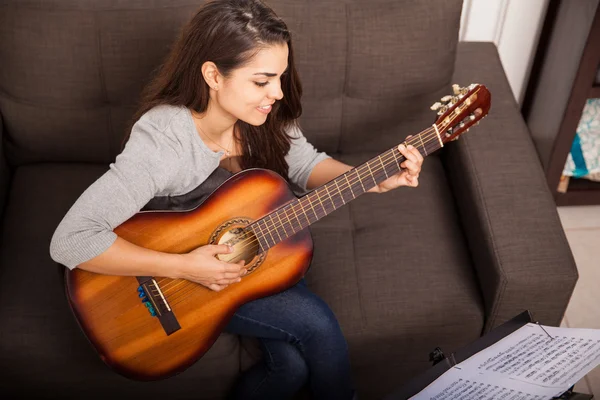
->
[408, 145, 414, 150]
[229, 245, 234, 252]
[398, 144, 405, 151]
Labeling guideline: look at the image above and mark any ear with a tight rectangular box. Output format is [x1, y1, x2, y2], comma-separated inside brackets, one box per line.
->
[201, 61, 222, 90]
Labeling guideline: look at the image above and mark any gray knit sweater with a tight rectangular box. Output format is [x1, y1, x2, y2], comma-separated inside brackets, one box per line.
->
[49, 104, 330, 270]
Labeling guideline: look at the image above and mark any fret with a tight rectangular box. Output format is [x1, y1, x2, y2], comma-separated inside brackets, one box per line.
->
[282, 207, 296, 235]
[296, 198, 311, 226]
[305, 194, 320, 221]
[384, 149, 400, 176]
[268, 218, 278, 245]
[299, 197, 316, 225]
[268, 214, 282, 243]
[344, 173, 356, 199]
[315, 190, 328, 217]
[433, 123, 444, 148]
[365, 162, 377, 188]
[324, 183, 337, 211]
[249, 222, 261, 249]
[392, 147, 400, 167]
[274, 211, 287, 241]
[353, 168, 366, 194]
[274, 211, 289, 239]
[391, 149, 405, 177]
[392, 148, 402, 174]
[254, 224, 268, 253]
[256, 220, 273, 249]
[289, 203, 305, 231]
[333, 179, 346, 205]
[314, 188, 328, 216]
[418, 134, 428, 156]
[379, 155, 389, 179]
[256, 236, 266, 253]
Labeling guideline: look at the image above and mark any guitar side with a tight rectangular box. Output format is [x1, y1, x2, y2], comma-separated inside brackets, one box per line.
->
[64, 168, 314, 381]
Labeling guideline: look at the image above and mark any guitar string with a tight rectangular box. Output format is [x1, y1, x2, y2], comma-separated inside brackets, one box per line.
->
[139, 91, 483, 309]
[159, 122, 450, 298]
[162, 122, 454, 303]
[159, 121, 452, 295]
[165, 128, 460, 306]
[164, 128, 446, 303]
[155, 124, 442, 294]
[242, 99, 478, 251]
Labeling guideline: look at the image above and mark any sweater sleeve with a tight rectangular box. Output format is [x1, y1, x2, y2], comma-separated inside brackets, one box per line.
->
[285, 124, 331, 192]
[49, 116, 182, 270]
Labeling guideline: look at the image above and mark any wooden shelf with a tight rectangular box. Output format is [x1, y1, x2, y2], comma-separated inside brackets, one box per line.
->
[557, 178, 600, 206]
[523, 0, 600, 206]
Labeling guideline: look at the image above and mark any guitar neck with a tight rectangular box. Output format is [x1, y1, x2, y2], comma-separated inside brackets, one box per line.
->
[249, 124, 444, 252]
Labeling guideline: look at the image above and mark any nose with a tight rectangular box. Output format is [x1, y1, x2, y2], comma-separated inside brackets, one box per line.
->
[268, 81, 284, 101]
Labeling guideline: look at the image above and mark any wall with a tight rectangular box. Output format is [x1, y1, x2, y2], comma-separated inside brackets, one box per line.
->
[460, 0, 550, 105]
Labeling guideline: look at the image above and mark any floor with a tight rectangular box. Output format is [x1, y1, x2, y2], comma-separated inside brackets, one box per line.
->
[556, 205, 600, 397]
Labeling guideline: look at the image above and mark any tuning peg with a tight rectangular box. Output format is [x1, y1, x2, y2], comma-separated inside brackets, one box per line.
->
[430, 102, 443, 111]
[452, 84, 461, 95]
[441, 95, 452, 102]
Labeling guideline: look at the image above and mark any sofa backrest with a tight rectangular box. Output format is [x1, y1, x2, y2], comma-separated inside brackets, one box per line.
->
[0, 0, 463, 166]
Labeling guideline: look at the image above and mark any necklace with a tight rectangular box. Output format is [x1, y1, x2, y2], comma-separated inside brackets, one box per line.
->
[196, 122, 234, 157]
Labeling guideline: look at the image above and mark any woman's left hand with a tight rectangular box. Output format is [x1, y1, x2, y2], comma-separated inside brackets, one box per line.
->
[369, 137, 424, 193]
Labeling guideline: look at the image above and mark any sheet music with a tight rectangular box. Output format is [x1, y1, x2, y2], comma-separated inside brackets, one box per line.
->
[410, 323, 600, 399]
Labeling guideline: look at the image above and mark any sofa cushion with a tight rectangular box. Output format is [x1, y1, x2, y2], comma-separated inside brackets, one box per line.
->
[0, 164, 240, 398]
[0, 0, 462, 166]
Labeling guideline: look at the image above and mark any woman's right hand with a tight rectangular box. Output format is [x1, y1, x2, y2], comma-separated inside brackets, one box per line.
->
[177, 244, 247, 292]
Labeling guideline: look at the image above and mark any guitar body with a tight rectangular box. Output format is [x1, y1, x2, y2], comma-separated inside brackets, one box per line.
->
[65, 168, 314, 381]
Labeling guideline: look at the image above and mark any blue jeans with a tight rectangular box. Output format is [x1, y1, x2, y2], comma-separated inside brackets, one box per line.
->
[224, 278, 355, 400]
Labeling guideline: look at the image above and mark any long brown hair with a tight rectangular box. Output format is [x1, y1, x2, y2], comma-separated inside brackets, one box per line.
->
[125, 0, 303, 180]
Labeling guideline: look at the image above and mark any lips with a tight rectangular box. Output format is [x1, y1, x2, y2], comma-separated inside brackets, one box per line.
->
[256, 104, 273, 114]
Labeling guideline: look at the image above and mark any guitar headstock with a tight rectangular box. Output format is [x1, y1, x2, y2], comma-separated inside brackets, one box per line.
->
[430, 83, 491, 144]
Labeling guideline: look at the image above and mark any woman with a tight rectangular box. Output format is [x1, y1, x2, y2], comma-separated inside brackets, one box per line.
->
[50, 0, 423, 399]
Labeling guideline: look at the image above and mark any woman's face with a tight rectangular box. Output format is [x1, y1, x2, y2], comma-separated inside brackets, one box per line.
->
[215, 43, 289, 126]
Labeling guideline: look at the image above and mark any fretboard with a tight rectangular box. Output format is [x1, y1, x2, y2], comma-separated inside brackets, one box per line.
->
[249, 124, 444, 252]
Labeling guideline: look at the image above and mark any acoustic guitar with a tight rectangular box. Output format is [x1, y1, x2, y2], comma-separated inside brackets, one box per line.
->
[65, 83, 491, 381]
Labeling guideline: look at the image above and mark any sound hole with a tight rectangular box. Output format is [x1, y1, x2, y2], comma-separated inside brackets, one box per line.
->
[209, 218, 266, 275]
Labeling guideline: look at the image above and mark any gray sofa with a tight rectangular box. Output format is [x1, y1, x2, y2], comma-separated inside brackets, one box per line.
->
[0, 0, 578, 399]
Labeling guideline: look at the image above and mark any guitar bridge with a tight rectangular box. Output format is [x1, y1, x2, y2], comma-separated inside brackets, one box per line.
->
[136, 276, 181, 336]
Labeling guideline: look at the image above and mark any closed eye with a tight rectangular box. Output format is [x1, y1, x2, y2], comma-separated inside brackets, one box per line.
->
[253, 70, 288, 88]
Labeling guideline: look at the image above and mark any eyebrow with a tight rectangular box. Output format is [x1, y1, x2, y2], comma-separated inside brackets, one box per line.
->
[252, 67, 289, 77]
[253, 72, 278, 77]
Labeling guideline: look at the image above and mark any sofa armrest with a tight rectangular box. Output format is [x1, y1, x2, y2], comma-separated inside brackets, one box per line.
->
[0, 111, 10, 222]
[443, 42, 578, 333]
